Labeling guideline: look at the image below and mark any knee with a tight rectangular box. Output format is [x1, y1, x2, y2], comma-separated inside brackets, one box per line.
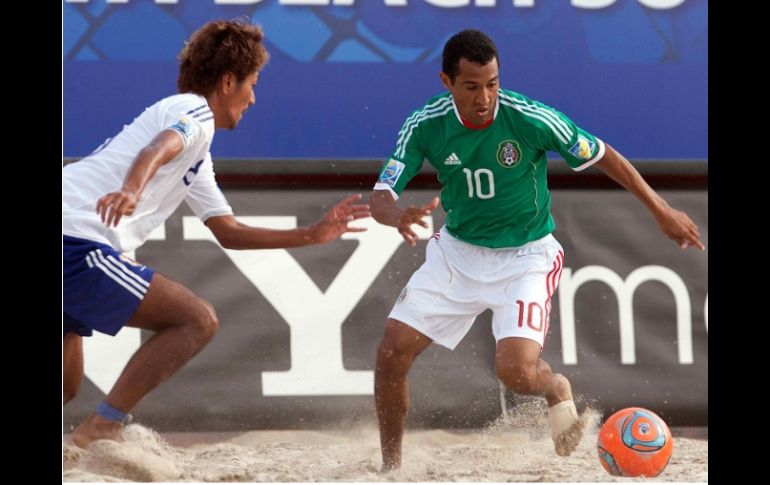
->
[376, 338, 414, 377]
[191, 300, 219, 344]
[497, 361, 539, 394]
[200, 301, 220, 340]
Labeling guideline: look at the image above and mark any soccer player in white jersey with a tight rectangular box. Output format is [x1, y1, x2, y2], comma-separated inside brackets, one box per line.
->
[62, 19, 370, 448]
[369, 29, 704, 470]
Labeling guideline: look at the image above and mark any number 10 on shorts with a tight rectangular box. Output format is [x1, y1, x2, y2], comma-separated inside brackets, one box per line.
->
[516, 300, 544, 332]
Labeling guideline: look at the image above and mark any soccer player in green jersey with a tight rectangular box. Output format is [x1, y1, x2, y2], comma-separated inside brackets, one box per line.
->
[370, 29, 704, 471]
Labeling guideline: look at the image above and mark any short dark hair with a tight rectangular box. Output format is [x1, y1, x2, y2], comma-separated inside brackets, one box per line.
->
[177, 18, 270, 96]
[441, 29, 499, 83]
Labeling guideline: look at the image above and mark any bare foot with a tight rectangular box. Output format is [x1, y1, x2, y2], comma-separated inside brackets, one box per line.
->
[546, 374, 586, 457]
[380, 462, 400, 473]
[72, 413, 125, 449]
[553, 410, 589, 457]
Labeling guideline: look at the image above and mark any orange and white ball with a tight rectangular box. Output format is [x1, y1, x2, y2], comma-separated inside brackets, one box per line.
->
[597, 407, 673, 477]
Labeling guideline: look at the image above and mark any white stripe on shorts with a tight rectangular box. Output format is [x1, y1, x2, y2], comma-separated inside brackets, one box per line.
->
[86, 251, 147, 299]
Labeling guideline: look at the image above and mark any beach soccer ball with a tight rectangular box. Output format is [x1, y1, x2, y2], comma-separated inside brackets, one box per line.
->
[597, 407, 673, 477]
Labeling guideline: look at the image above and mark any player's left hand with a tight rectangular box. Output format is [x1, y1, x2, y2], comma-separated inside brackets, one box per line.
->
[96, 190, 139, 227]
[310, 194, 371, 244]
[656, 207, 705, 251]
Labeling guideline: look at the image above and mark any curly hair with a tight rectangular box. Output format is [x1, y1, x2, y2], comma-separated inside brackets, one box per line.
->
[442, 29, 499, 83]
[177, 19, 270, 96]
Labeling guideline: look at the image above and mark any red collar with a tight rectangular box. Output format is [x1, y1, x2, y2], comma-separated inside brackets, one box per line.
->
[460, 115, 494, 130]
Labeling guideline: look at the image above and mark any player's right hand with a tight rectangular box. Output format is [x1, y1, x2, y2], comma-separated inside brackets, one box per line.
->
[96, 190, 139, 227]
[397, 197, 440, 246]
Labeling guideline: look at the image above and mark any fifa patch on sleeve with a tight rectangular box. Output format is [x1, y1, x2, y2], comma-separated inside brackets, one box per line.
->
[378, 159, 406, 188]
[568, 135, 596, 160]
[169, 116, 196, 144]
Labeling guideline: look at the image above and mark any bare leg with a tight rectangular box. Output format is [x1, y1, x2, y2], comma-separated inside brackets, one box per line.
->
[375, 319, 432, 471]
[63, 332, 84, 404]
[495, 337, 571, 404]
[72, 273, 219, 448]
[495, 337, 584, 456]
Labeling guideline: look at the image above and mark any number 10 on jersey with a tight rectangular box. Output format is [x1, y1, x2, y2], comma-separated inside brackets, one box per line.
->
[463, 168, 496, 199]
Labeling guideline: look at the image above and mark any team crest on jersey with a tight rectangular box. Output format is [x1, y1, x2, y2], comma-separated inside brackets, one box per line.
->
[378, 159, 406, 188]
[569, 135, 595, 160]
[496, 140, 522, 168]
[170, 116, 195, 143]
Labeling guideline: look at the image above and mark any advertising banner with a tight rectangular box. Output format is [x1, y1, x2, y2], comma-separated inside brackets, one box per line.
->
[63, 187, 707, 431]
[64, 1, 707, 159]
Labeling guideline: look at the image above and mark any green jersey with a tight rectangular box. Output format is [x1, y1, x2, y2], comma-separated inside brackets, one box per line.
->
[375, 89, 604, 248]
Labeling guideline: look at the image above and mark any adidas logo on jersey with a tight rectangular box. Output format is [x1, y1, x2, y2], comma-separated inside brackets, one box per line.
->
[444, 153, 462, 165]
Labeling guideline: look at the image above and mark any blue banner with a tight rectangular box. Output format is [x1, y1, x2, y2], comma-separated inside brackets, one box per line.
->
[64, 0, 707, 159]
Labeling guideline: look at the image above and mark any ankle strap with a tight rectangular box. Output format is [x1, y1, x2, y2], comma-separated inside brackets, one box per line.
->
[96, 401, 133, 425]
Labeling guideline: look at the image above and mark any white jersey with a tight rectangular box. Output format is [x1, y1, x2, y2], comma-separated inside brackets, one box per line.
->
[63, 93, 233, 253]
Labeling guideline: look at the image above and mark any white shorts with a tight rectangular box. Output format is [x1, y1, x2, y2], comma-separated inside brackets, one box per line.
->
[390, 227, 565, 350]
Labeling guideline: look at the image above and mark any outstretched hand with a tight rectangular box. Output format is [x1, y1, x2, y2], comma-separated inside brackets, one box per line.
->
[310, 194, 372, 244]
[656, 206, 705, 251]
[398, 196, 440, 246]
[96, 190, 139, 228]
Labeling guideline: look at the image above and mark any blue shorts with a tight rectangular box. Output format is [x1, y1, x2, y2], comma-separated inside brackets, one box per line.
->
[63, 235, 155, 337]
